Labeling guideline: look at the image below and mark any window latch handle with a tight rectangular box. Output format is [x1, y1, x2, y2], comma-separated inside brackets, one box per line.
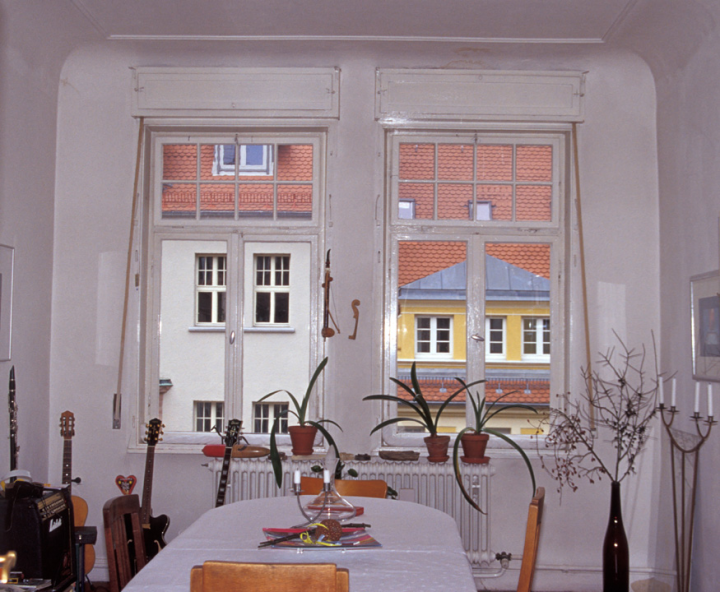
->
[471, 334, 484, 342]
[229, 330, 236, 344]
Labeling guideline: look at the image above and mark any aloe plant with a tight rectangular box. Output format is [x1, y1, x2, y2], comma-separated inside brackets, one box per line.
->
[258, 357, 342, 487]
[453, 386, 538, 512]
[363, 362, 486, 436]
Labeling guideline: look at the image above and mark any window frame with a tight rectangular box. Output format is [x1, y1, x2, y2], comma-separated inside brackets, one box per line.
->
[378, 125, 568, 449]
[414, 315, 454, 359]
[140, 126, 327, 449]
[194, 400, 225, 433]
[195, 254, 227, 326]
[253, 254, 291, 326]
[522, 316, 551, 362]
[485, 316, 506, 360]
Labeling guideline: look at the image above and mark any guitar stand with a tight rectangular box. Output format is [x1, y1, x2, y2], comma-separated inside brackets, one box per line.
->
[74, 526, 97, 592]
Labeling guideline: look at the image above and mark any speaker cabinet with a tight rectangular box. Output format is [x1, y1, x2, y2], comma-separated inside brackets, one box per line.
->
[0, 484, 75, 590]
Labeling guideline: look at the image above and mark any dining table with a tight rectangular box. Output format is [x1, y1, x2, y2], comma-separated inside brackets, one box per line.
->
[121, 495, 477, 592]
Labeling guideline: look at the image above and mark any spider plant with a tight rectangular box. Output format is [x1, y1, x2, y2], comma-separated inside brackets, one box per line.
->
[363, 362, 486, 436]
[453, 386, 538, 512]
[258, 357, 342, 488]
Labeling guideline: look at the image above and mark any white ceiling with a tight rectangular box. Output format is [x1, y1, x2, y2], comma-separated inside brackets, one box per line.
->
[71, 0, 640, 44]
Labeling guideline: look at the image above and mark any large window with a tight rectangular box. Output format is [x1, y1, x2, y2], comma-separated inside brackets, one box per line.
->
[385, 130, 564, 442]
[146, 130, 325, 442]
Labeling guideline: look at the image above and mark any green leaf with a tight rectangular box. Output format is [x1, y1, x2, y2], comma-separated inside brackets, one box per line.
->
[451, 429, 486, 514]
[369, 416, 429, 435]
[483, 403, 538, 425]
[300, 357, 328, 423]
[308, 419, 339, 458]
[484, 428, 536, 495]
[268, 418, 284, 489]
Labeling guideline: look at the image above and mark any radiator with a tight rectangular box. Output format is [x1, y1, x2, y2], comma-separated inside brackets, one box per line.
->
[207, 457, 493, 568]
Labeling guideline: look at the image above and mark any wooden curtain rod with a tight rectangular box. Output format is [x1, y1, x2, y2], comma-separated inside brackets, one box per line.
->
[572, 122, 594, 426]
[114, 117, 145, 429]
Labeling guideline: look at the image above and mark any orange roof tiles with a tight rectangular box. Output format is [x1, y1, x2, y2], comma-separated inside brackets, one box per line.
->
[397, 378, 549, 406]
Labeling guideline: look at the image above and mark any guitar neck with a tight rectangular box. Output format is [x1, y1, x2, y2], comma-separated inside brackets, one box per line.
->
[8, 367, 17, 472]
[141, 445, 156, 523]
[215, 446, 233, 507]
[62, 439, 73, 494]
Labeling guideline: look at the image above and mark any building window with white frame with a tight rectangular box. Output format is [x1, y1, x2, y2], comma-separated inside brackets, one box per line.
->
[486, 317, 506, 357]
[213, 144, 275, 177]
[415, 316, 452, 357]
[194, 401, 224, 433]
[523, 317, 550, 358]
[387, 129, 564, 444]
[253, 402, 289, 434]
[254, 255, 290, 325]
[196, 255, 227, 325]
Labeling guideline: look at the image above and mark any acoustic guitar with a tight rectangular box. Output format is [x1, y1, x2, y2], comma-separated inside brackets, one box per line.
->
[215, 419, 243, 507]
[59, 411, 96, 573]
[140, 419, 170, 560]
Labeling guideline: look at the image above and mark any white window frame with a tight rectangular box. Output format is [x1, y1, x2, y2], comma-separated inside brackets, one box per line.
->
[522, 317, 551, 361]
[379, 125, 567, 449]
[253, 402, 289, 434]
[213, 144, 275, 177]
[142, 126, 327, 449]
[415, 316, 453, 359]
[194, 401, 225, 433]
[196, 254, 227, 326]
[254, 254, 291, 326]
[485, 316, 506, 359]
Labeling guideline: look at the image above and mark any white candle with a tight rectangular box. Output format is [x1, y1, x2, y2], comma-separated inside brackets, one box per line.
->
[658, 378, 664, 407]
[671, 379, 677, 408]
[323, 469, 330, 484]
[294, 469, 301, 486]
[708, 384, 714, 418]
[695, 382, 701, 413]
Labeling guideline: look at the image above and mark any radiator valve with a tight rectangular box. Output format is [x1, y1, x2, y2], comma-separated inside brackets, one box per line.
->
[495, 552, 512, 569]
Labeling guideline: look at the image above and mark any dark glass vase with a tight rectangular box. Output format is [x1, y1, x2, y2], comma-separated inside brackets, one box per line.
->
[603, 481, 629, 592]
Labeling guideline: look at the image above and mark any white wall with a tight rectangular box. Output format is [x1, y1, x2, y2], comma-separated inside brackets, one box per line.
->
[614, 2, 720, 590]
[39, 40, 667, 589]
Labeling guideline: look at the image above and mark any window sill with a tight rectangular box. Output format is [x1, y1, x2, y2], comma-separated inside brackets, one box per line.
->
[188, 326, 225, 333]
[244, 327, 296, 333]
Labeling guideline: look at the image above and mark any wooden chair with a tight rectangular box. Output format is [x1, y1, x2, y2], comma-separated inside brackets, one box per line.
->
[190, 561, 349, 592]
[103, 494, 147, 592]
[299, 476, 388, 498]
[516, 487, 545, 592]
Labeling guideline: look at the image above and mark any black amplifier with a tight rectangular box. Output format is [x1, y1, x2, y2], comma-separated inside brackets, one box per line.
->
[0, 482, 75, 590]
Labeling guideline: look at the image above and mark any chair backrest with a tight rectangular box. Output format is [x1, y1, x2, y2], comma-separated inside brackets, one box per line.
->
[190, 561, 349, 592]
[103, 494, 147, 592]
[299, 476, 388, 498]
[516, 487, 545, 592]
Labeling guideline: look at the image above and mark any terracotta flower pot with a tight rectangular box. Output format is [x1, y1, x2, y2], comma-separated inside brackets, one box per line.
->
[460, 432, 490, 464]
[424, 434, 451, 463]
[288, 425, 318, 456]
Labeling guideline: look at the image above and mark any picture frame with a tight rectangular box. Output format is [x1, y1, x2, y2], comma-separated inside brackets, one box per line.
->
[691, 270, 720, 382]
[0, 244, 14, 361]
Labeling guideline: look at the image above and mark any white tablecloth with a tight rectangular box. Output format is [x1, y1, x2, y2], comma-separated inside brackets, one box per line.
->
[122, 496, 477, 592]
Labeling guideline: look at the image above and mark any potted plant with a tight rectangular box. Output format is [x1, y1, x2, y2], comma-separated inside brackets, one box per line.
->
[363, 362, 484, 462]
[259, 357, 342, 487]
[452, 386, 538, 512]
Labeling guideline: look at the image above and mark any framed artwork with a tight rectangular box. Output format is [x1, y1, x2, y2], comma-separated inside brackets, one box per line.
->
[0, 244, 14, 361]
[691, 270, 720, 382]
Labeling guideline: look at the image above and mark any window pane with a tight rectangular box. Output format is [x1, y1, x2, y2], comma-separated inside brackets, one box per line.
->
[160, 240, 227, 432]
[238, 184, 274, 218]
[277, 144, 313, 181]
[477, 186, 512, 221]
[477, 145, 513, 181]
[217, 292, 226, 323]
[397, 241, 467, 432]
[398, 183, 434, 219]
[399, 143, 435, 180]
[199, 183, 234, 219]
[197, 292, 213, 323]
[516, 145, 552, 182]
[516, 185, 552, 222]
[274, 293, 289, 323]
[203, 144, 235, 180]
[163, 144, 197, 180]
[437, 183, 473, 220]
[256, 292, 270, 323]
[438, 144, 473, 181]
[162, 183, 196, 219]
[278, 184, 312, 219]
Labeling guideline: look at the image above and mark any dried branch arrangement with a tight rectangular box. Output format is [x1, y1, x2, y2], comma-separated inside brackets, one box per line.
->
[539, 334, 660, 495]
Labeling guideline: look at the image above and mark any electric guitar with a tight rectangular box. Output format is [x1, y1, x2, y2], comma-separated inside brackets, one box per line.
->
[140, 419, 170, 560]
[59, 411, 96, 573]
[215, 419, 243, 507]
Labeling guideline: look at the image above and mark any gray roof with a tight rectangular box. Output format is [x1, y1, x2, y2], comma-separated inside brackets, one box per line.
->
[399, 256, 549, 301]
